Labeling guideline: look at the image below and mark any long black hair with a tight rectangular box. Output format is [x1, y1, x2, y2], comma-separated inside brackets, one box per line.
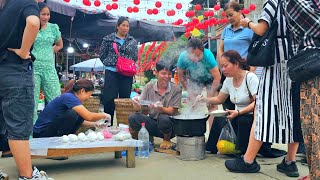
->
[221, 50, 250, 71]
[64, 79, 94, 93]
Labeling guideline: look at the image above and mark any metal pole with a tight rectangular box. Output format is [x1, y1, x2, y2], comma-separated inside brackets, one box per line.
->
[66, 52, 69, 79]
[207, 0, 211, 50]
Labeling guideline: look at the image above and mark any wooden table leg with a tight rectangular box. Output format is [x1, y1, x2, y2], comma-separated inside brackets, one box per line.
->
[126, 147, 135, 168]
[114, 151, 122, 159]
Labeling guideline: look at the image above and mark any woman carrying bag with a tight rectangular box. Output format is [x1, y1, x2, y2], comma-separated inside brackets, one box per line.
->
[99, 16, 138, 126]
[225, 0, 303, 177]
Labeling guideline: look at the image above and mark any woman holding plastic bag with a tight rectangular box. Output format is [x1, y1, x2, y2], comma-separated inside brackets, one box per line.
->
[199, 50, 258, 154]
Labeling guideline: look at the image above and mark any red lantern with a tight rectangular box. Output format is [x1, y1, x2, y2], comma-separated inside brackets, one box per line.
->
[157, 19, 165, 23]
[221, 11, 226, 17]
[190, 11, 195, 17]
[152, 8, 159, 14]
[249, 4, 256, 11]
[111, 3, 118, 10]
[209, 18, 217, 24]
[166, 11, 171, 16]
[133, 6, 139, 13]
[112, 0, 118, 1]
[203, 11, 209, 17]
[176, 3, 182, 10]
[127, 7, 133, 13]
[242, 8, 250, 14]
[106, 4, 112, 10]
[147, 9, 153, 15]
[214, 5, 220, 11]
[133, 0, 140, 5]
[195, 4, 202, 11]
[171, 10, 176, 16]
[155, 1, 162, 8]
[192, 18, 199, 24]
[94, 0, 100, 7]
[63, 0, 70, 2]
[177, 19, 183, 24]
[83, 0, 91, 6]
[208, 11, 214, 17]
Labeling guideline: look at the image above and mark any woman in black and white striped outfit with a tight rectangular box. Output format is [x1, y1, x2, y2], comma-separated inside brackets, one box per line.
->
[224, 0, 303, 177]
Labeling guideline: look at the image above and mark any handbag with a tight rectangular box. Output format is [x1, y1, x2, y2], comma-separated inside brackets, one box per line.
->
[113, 42, 137, 77]
[287, 48, 320, 82]
[247, 2, 281, 67]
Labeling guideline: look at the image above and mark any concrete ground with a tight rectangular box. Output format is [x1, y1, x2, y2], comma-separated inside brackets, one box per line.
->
[0, 147, 309, 180]
[0, 105, 309, 179]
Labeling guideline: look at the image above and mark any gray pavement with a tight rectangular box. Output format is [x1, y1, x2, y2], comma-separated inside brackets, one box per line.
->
[0, 142, 309, 180]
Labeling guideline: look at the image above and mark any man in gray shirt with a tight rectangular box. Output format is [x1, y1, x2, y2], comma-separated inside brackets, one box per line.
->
[129, 61, 181, 149]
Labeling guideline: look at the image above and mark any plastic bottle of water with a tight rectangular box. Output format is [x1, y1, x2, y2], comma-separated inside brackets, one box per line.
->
[138, 122, 149, 158]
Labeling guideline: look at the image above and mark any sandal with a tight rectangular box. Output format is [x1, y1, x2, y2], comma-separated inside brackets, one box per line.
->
[159, 140, 173, 149]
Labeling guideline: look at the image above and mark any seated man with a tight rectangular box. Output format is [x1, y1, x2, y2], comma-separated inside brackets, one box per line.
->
[129, 61, 182, 149]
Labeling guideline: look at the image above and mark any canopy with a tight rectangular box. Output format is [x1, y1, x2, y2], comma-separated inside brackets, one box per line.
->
[70, 58, 104, 72]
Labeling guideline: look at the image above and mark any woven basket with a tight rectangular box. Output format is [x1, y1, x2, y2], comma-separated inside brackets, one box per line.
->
[83, 96, 100, 113]
[114, 98, 134, 125]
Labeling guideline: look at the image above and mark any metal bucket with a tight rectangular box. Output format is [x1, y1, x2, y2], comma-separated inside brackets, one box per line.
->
[176, 136, 205, 161]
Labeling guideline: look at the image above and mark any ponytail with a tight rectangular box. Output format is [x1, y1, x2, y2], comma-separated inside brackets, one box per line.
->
[64, 79, 94, 93]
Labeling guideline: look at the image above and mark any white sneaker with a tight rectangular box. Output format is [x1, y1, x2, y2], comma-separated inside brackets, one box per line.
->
[0, 170, 8, 180]
[18, 166, 54, 180]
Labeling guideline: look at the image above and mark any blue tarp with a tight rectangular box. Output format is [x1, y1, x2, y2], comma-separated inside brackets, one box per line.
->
[70, 58, 104, 72]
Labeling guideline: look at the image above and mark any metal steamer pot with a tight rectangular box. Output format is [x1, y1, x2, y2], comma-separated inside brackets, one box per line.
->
[171, 114, 209, 136]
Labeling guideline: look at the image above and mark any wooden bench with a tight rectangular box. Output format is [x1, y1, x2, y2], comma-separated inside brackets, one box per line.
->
[30, 137, 141, 168]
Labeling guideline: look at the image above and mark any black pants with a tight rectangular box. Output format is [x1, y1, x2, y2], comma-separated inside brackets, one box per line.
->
[206, 115, 271, 154]
[0, 133, 9, 151]
[33, 110, 84, 138]
[103, 70, 133, 126]
[128, 113, 175, 139]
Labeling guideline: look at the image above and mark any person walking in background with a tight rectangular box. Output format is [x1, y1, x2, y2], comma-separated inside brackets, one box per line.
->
[32, 2, 63, 123]
[225, 0, 303, 178]
[0, 0, 53, 179]
[100, 16, 138, 126]
[177, 38, 221, 129]
[284, 0, 320, 179]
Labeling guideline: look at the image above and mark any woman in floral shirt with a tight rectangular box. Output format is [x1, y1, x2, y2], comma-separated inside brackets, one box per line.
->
[32, 2, 63, 123]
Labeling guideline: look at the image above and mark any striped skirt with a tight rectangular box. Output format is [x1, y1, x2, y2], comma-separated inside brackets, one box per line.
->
[254, 39, 303, 144]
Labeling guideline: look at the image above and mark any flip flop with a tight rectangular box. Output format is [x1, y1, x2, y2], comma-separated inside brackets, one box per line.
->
[159, 140, 173, 149]
[154, 148, 177, 155]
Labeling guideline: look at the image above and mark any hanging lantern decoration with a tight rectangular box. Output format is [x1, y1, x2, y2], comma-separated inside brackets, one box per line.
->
[203, 11, 210, 17]
[195, 4, 202, 11]
[166, 10, 171, 16]
[83, 0, 91, 6]
[214, 5, 220, 11]
[157, 19, 165, 23]
[147, 9, 153, 15]
[249, 4, 256, 11]
[112, 3, 118, 10]
[94, 0, 100, 7]
[177, 19, 183, 24]
[176, 3, 182, 10]
[112, 0, 118, 1]
[152, 8, 159, 14]
[221, 11, 226, 17]
[64, 0, 71, 2]
[106, 4, 112, 10]
[133, 6, 139, 13]
[155, 1, 162, 8]
[127, 7, 133, 13]
[133, 0, 140, 5]
[242, 8, 250, 14]
[192, 17, 199, 24]
[185, 11, 195, 17]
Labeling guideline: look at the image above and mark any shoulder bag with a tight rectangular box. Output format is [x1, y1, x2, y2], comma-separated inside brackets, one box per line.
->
[113, 42, 137, 77]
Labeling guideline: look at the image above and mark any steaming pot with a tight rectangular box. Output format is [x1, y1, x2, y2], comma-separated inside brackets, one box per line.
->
[171, 114, 209, 136]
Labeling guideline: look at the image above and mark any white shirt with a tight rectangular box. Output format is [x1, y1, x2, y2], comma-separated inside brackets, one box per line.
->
[220, 71, 259, 110]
